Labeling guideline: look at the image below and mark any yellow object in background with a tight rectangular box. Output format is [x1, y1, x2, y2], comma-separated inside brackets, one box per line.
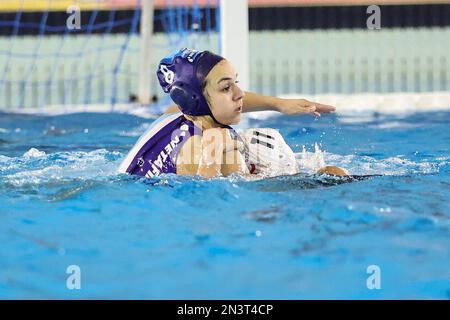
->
[0, 0, 124, 12]
[1, 0, 444, 12]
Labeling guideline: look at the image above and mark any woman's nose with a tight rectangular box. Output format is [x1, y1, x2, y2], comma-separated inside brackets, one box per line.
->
[233, 85, 245, 101]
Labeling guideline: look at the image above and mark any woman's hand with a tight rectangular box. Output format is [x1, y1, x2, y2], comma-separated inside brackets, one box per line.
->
[197, 128, 242, 178]
[276, 98, 336, 117]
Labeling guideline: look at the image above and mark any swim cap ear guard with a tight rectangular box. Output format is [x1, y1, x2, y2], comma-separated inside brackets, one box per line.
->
[169, 82, 203, 115]
[156, 48, 224, 117]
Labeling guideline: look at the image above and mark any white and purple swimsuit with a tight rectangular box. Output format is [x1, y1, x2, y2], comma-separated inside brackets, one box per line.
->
[118, 112, 203, 177]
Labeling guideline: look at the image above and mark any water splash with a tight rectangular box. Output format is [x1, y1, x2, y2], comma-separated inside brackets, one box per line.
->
[0, 145, 447, 201]
[23, 148, 46, 158]
[0, 148, 123, 187]
[295, 143, 326, 173]
[294, 144, 447, 176]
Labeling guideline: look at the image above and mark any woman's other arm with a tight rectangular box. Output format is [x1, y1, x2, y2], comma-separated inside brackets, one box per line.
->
[242, 91, 335, 117]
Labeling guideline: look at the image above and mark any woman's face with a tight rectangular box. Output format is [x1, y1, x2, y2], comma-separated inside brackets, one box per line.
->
[203, 59, 245, 125]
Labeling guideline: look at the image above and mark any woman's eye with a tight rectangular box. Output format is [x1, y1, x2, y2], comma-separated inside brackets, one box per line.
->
[222, 86, 231, 92]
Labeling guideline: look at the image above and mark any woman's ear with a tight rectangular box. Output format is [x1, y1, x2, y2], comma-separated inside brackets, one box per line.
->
[202, 87, 213, 112]
[202, 85, 210, 102]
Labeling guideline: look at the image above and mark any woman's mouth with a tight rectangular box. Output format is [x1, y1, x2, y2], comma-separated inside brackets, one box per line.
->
[235, 105, 242, 113]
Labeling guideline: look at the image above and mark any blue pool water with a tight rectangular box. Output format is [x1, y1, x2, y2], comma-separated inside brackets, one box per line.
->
[0, 110, 449, 299]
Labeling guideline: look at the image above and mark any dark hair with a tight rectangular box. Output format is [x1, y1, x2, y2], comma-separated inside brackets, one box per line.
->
[197, 52, 224, 84]
[201, 80, 210, 104]
[197, 53, 224, 104]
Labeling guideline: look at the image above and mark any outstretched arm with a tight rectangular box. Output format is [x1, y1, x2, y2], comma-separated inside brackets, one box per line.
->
[163, 91, 336, 117]
[242, 91, 336, 117]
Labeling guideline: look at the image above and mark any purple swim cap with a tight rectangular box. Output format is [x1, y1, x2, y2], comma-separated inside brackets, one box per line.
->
[157, 48, 224, 116]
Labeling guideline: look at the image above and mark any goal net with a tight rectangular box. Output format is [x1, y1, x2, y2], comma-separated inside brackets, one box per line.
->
[0, 0, 221, 113]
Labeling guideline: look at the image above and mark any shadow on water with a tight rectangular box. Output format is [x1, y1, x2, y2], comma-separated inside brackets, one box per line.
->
[1, 179, 102, 202]
[0, 138, 12, 146]
[0, 175, 136, 202]
[244, 173, 383, 192]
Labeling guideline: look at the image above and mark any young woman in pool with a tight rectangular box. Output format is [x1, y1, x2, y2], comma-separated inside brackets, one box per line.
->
[118, 48, 348, 178]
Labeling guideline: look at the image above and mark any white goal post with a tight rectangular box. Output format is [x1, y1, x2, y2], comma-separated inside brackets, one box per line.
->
[138, 0, 250, 104]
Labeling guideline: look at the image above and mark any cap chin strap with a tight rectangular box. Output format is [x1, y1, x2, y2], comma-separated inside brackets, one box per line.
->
[209, 111, 228, 128]
[191, 112, 228, 129]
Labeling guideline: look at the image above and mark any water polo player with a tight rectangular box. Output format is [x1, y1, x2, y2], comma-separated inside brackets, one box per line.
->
[118, 48, 348, 178]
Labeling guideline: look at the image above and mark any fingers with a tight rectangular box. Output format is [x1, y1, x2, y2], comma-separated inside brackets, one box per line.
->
[315, 103, 336, 113]
[223, 128, 241, 152]
[282, 99, 335, 116]
[236, 139, 245, 153]
[303, 100, 333, 113]
[305, 104, 316, 113]
[305, 104, 320, 117]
